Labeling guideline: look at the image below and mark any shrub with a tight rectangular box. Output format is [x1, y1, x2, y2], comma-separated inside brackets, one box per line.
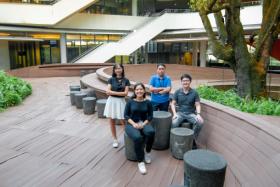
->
[197, 85, 280, 116]
[0, 70, 32, 111]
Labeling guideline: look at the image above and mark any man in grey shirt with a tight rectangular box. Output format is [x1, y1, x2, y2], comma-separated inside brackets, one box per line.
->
[170, 74, 204, 148]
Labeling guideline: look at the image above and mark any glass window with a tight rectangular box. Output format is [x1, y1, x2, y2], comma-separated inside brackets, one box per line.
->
[83, 0, 132, 15]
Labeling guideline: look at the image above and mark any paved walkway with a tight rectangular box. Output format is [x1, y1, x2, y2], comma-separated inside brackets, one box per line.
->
[0, 77, 183, 187]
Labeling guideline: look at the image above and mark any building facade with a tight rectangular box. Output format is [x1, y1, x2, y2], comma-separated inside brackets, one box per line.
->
[0, 0, 277, 70]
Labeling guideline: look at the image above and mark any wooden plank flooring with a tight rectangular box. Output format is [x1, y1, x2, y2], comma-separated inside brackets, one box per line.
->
[0, 77, 184, 187]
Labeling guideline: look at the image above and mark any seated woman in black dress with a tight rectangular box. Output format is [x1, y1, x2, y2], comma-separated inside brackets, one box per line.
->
[124, 82, 155, 175]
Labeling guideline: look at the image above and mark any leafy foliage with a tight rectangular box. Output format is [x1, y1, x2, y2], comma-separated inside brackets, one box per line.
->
[197, 85, 280, 116]
[0, 71, 32, 111]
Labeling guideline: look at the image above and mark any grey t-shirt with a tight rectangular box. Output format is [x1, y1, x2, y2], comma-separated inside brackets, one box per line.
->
[173, 88, 200, 114]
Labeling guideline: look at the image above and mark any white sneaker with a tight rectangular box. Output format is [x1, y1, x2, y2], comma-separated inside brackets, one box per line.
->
[138, 162, 147, 174]
[112, 139, 118, 148]
[145, 153, 152, 164]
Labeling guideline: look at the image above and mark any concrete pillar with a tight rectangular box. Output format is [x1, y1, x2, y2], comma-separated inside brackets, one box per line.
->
[200, 41, 207, 67]
[192, 42, 198, 66]
[132, 0, 138, 16]
[0, 41, 10, 70]
[134, 51, 138, 64]
[60, 33, 67, 64]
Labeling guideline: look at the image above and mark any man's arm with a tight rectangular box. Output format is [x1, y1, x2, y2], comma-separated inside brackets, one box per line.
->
[171, 100, 177, 119]
[149, 76, 163, 93]
[158, 86, 171, 94]
[158, 77, 172, 94]
[195, 101, 204, 123]
[149, 85, 164, 93]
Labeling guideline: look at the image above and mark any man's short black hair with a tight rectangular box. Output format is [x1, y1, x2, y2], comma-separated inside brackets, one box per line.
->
[181, 74, 192, 82]
[157, 63, 166, 69]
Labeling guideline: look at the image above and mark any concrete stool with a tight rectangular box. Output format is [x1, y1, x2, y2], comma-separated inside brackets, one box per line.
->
[170, 128, 194, 160]
[83, 89, 96, 98]
[152, 111, 172, 150]
[83, 97, 96, 115]
[181, 121, 192, 129]
[96, 99, 107, 118]
[184, 150, 227, 187]
[80, 80, 87, 89]
[69, 85, 81, 92]
[75, 93, 87, 109]
[70, 91, 80, 105]
[124, 132, 138, 161]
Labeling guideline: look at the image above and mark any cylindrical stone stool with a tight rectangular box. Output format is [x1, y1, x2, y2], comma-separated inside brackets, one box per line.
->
[124, 132, 138, 161]
[80, 80, 87, 89]
[181, 121, 192, 129]
[152, 111, 172, 150]
[170, 128, 194, 159]
[184, 150, 227, 187]
[82, 89, 96, 98]
[70, 91, 80, 105]
[96, 99, 107, 118]
[83, 97, 96, 115]
[69, 85, 81, 92]
[75, 93, 87, 109]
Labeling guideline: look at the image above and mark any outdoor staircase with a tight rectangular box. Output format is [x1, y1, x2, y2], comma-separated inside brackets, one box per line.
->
[75, 5, 262, 63]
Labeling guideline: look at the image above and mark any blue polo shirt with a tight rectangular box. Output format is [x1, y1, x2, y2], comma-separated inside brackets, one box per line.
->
[149, 74, 172, 103]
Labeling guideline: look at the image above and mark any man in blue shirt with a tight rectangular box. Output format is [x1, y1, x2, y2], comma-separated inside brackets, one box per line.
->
[149, 64, 172, 111]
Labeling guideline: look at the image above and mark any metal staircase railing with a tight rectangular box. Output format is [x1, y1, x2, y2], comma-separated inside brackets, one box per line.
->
[69, 43, 103, 63]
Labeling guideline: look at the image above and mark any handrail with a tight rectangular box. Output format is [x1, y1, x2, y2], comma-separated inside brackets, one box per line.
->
[69, 43, 103, 64]
[0, 0, 59, 5]
[150, 9, 193, 17]
[146, 2, 261, 17]
[241, 1, 261, 7]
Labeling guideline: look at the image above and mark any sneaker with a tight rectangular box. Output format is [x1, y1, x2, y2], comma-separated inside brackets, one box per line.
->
[144, 153, 152, 164]
[138, 162, 147, 174]
[112, 139, 118, 148]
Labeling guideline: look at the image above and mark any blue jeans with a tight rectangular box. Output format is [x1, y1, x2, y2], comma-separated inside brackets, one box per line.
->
[172, 112, 203, 139]
[151, 101, 170, 111]
[125, 123, 155, 162]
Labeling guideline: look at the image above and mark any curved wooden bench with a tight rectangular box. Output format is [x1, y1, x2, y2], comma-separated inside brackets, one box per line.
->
[198, 100, 280, 187]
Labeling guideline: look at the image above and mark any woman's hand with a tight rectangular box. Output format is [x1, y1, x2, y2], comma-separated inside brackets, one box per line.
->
[106, 90, 112, 96]
[132, 122, 141, 129]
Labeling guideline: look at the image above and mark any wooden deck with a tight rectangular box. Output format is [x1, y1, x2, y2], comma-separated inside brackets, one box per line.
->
[0, 77, 184, 187]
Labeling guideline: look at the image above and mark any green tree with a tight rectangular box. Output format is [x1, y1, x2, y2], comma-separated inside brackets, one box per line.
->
[190, 0, 280, 98]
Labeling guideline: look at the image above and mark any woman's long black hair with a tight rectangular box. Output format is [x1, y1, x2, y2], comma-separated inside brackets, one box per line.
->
[131, 82, 146, 99]
[112, 63, 125, 78]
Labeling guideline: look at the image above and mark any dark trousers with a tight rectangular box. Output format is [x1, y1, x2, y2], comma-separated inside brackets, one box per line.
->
[125, 124, 155, 162]
[151, 101, 170, 111]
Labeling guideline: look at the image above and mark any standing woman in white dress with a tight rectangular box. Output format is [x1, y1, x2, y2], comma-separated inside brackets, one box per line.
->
[104, 64, 130, 148]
